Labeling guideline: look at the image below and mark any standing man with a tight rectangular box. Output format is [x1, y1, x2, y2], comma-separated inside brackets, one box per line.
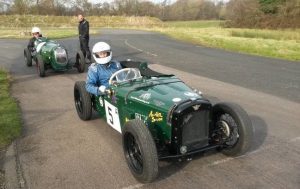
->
[78, 14, 91, 63]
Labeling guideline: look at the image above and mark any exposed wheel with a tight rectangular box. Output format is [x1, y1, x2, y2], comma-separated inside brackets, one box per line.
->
[76, 51, 85, 73]
[74, 81, 92, 120]
[24, 48, 32, 67]
[211, 102, 253, 156]
[36, 55, 45, 77]
[122, 119, 158, 183]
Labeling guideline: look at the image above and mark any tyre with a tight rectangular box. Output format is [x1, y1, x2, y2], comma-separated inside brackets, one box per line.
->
[76, 51, 85, 73]
[74, 81, 92, 120]
[211, 102, 253, 156]
[122, 119, 158, 183]
[36, 55, 45, 77]
[24, 48, 32, 67]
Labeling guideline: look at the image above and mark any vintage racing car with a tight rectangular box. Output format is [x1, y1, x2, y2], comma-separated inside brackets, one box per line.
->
[74, 61, 253, 183]
[24, 37, 86, 77]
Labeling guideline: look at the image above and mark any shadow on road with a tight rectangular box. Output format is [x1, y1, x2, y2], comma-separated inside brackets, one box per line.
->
[155, 115, 268, 182]
[202, 95, 268, 153]
[157, 159, 189, 182]
[249, 115, 268, 152]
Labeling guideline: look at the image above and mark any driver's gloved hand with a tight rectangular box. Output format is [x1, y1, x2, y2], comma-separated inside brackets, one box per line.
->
[31, 50, 37, 56]
[98, 85, 106, 94]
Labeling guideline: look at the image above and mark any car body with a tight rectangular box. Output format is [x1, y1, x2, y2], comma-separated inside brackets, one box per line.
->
[74, 60, 253, 183]
[24, 37, 85, 77]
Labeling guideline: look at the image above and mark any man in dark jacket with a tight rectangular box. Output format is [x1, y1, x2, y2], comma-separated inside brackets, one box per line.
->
[78, 14, 91, 63]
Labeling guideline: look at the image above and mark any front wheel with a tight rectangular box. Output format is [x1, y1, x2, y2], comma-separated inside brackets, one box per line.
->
[211, 102, 253, 156]
[76, 51, 85, 73]
[74, 81, 92, 120]
[24, 48, 32, 67]
[36, 55, 45, 77]
[122, 119, 158, 183]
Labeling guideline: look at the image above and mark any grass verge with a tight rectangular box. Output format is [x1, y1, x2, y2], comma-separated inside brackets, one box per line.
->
[129, 20, 298, 61]
[0, 69, 22, 149]
[149, 26, 300, 61]
[0, 27, 98, 39]
[0, 16, 299, 61]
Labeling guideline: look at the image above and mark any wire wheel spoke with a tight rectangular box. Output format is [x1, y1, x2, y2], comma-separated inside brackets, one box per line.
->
[219, 113, 239, 146]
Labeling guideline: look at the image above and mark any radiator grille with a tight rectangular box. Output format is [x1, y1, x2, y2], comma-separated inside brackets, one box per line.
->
[182, 110, 209, 150]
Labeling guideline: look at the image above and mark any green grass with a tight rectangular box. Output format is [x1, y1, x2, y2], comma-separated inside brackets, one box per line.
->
[165, 20, 222, 28]
[0, 15, 163, 28]
[146, 21, 300, 61]
[0, 27, 99, 39]
[230, 29, 300, 41]
[0, 69, 22, 149]
[0, 15, 162, 39]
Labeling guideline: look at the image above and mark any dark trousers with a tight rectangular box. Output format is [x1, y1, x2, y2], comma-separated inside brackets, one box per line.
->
[79, 37, 91, 60]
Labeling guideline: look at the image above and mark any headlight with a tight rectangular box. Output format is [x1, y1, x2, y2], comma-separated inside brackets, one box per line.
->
[180, 146, 187, 154]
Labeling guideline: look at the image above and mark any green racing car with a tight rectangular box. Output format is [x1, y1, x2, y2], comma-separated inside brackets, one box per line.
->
[24, 37, 86, 77]
[74, 60, 253, 183]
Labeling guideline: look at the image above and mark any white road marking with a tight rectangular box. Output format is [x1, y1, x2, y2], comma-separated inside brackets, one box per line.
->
[122, 184, 144, 189]
[125, 39, 158, 57]
[210, 157, 234, 166]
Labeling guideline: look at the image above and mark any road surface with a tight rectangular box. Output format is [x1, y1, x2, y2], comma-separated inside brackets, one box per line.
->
[1, 29, 299, 189]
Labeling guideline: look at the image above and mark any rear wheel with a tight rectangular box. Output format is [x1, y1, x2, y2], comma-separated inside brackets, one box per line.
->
[36, 55, 45, 77]
[24, 48, 32, 67]
[74, 81, 92, 120]
[76, 51, 85, 73]
[122, 119, 158, 183]
[211, 102, 253, 156]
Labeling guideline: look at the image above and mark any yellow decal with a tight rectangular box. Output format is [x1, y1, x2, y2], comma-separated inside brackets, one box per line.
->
[149, 111, 163, 123]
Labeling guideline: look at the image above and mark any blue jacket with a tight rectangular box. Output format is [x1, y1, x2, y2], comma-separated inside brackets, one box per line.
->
[86, 60, 122, 96]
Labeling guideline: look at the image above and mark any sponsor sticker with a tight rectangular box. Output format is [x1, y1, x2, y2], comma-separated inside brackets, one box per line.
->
[149, 111, 163, 123]
[139, 93, 151, 101]
[130, 96, 150, 104]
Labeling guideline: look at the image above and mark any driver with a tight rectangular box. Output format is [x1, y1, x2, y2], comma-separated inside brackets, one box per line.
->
[86, 42, 121, 96]
[27, 27, 43, 52]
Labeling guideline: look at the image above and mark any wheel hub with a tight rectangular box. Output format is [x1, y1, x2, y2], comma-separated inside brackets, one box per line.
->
[219, 120, 230, 137]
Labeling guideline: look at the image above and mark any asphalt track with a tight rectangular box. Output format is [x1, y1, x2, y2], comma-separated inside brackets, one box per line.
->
[1, 29, 300, 189]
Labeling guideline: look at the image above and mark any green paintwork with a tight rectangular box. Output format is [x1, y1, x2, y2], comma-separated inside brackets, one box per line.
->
[92, 75, 203, 144]
[33, 37, 72, 71]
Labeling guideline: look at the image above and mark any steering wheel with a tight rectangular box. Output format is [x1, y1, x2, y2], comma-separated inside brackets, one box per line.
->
[109, 68, 140, 85]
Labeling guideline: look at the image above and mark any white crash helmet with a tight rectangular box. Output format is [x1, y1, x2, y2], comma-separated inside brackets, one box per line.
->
[31, 27, 41, 34]
[92, 42, 112, 64]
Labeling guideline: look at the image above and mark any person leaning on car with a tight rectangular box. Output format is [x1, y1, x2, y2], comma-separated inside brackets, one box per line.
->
[78, 13, 91, 63]
[86, 42, 122, 96]
[27, 27, 42, 52]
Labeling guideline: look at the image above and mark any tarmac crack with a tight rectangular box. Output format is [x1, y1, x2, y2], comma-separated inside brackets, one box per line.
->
[14, 141, 27, 189]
